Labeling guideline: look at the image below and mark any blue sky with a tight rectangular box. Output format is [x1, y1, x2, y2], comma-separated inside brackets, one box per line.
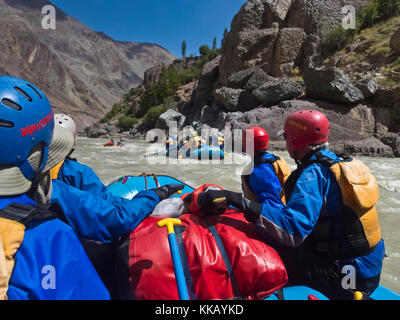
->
[50, 0, 247, 57]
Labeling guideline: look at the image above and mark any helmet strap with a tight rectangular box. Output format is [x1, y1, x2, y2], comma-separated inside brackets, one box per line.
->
[28, 167, 44, 196]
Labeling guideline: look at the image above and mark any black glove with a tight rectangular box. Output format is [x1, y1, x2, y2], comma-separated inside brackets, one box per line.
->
[197, 190, 263, 222]
[197, 190, 230, 216]
[152, 184, 184, 201]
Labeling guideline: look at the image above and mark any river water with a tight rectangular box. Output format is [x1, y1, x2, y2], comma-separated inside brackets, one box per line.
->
[74, 137, 400, 294]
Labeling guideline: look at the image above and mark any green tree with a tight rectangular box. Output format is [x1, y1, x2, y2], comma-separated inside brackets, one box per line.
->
[212, 37, 217, 50]
[181, 40, 187, 58]
[199, 45, 211, 57]
[117, 115, 138, 131]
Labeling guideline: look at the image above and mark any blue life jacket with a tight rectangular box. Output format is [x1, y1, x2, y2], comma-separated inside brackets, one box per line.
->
[0, 195, 110, 300]
[248, 152, 284, 204]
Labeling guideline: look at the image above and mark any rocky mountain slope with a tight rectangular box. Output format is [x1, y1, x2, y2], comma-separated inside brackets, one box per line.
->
[178, 0, 400, 157]
[0, 0, 175, 129]
[91, 0, 400, 157]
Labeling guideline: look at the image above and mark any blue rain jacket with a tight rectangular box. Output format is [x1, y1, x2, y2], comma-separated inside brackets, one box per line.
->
[58, 157, 116, 201]
[51, 157, 160, 242]
[248, 152, 283, 204]
[51, 179, 159, 242]
[0, 195, 110, 300]
[257, 149, 385, 279]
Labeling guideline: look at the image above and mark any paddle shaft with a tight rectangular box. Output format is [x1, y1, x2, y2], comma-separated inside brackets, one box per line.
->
[167, 232, 190, 300]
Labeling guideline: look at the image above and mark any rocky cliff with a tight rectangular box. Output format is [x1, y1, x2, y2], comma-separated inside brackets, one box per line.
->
[172, 0, 400, 157]
[0, 0, 175, 130]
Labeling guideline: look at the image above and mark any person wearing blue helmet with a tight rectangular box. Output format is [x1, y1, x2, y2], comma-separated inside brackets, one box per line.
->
[0, 75, 110, 300]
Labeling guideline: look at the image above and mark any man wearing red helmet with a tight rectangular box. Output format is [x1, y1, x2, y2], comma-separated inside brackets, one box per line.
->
[199, 110, 385, 299]
[241, 127, 290, 205]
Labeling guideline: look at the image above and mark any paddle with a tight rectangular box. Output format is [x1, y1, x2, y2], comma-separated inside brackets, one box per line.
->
[157, 218, 190, 300]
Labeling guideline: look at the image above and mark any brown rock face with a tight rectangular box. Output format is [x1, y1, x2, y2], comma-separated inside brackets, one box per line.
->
[272, 27, 306, 77]
[219, 0, 371, 85]
[286, 0, 369, 38]
[0, 0, 175, 130]
[219, 26, 279, 84]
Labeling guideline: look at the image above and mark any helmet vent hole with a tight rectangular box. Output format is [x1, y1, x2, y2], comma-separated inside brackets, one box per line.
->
[2, 98, 22, 111]
[316, 127, 320, 132]
[26, 84, 42, 99]
[14, 87, 32, 101]
[0, 119, 14, 128]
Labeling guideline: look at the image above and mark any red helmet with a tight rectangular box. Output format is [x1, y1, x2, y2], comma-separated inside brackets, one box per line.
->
[283, 110, 330, 151]
[243, 126, 270, 152]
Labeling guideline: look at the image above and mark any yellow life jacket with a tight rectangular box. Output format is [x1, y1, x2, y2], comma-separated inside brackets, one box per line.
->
[329, 157, 381, 251]
[50, 159, 65, 180]
[283, 152, 381, 259]
[242, 155, 291, 203]
[0, 217, 25, 300]
[0, 203, 57, 300]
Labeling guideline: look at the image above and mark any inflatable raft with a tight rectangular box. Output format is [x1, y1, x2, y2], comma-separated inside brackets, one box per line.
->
[107, 175, 400, 301]
[165, 143, 225, 160]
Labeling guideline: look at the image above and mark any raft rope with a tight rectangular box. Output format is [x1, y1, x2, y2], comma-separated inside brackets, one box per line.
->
[139, 173, 160, 190]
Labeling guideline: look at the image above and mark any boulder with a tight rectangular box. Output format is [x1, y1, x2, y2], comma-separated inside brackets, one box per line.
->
[278, 99, 317, 109]
[272, 28, 307, 77]
[85, 122, 117, 138]
[214, 87, 244, 111]
[372, 86, 400, 133]
[263, 0, 293, 27]
[300, 34, 323, 70]
[379, 133, 400, 157]
[155, 109, 185, 131]
[221, 100, 379, 147]
[227, 66, 275, 91]
[193, 55, 221, 109]
[390, 28, 400, 55]
[230, 0, 267, 33]
[286, 0, 369, 39]
[214, 87, 260, 112]
[303, 67, 365, 104]
[252, 78, 303, 106]
[245, 67, 276, 91]
[330, 138, 394, 158]
[356, 77, 379, 99]
[227, 68, 258, 89]
[219, 25, 279, 84]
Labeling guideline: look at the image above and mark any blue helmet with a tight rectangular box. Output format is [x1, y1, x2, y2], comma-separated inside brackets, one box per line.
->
[0, 76, 54, 181]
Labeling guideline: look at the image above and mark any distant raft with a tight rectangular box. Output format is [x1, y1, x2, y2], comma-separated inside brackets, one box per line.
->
[166, 143, 225, 160]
